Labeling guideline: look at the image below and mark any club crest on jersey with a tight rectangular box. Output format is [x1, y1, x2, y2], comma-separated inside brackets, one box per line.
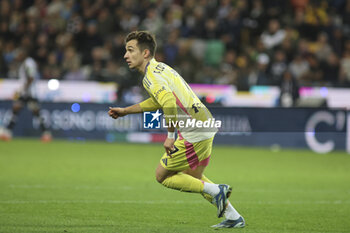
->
[143, 110, 162, 129]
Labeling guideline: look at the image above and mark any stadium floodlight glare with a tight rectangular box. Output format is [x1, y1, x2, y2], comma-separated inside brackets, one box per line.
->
[48, 79, 60, 90]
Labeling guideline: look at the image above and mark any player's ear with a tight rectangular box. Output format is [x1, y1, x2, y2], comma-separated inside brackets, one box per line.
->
[143, 49, 151, 58]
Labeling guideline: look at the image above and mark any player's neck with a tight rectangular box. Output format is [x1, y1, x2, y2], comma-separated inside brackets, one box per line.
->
[138, 57, 152, 74]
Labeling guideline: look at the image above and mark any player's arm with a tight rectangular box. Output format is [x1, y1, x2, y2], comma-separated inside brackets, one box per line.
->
[139, 97, 161, 112]
[161, 92, 177, 155]
[109, 97, 161, 119]
[145, 75, 177, 126]
[108, 103, 142, 119]
[146, 74, 178, 154]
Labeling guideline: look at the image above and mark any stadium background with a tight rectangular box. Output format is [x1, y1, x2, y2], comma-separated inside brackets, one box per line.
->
[0, 0, 349, 153]
[0, 1, 349, 233]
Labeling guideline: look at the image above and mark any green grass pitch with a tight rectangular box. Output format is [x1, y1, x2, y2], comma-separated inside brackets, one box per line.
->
[0, 139, 349, 233]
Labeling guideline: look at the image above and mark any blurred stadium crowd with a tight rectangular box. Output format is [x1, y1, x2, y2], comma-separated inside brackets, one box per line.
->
[1, 0, 350, 92]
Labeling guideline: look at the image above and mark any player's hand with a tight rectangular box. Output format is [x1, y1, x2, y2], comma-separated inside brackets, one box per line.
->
[108, 107, 127, 119]
[164, 138, 175, 156]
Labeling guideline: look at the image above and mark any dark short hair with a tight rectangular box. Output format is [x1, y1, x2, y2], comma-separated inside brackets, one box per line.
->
[125, 31, 157, 57]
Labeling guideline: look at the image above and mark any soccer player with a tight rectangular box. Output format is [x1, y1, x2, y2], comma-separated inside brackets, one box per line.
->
[108, 31, 245, 228]
[0, 48, 52, 142]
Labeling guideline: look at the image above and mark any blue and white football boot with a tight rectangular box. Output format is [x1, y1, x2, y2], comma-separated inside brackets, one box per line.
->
[211, 216, 245, 228]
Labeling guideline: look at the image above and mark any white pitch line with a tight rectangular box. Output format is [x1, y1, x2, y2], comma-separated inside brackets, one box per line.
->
[0, 200, 349, 205]
[8, 185, 133, 190]
[7, 185, 350, 194]
[0, 200, 203, 204]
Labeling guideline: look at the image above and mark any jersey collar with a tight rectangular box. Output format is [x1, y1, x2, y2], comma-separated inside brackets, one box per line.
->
[144, 58, 156, 74]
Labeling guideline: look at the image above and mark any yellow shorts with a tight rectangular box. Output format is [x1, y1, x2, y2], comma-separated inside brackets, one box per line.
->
[160, 136, 214, 171]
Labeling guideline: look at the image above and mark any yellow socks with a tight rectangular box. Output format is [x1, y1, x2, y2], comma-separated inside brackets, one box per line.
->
[161, 172, 204, 193]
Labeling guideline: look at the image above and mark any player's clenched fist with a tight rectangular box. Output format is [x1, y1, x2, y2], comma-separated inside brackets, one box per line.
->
[108, 107, 127, 119]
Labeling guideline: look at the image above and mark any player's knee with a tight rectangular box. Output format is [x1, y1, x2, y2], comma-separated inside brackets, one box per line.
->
[155, 173, 166, 184]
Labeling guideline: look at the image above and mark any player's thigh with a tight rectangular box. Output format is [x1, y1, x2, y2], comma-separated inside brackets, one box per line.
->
[159, 138, 189, 172]
[159, 137, 213, 173]
[183, 137, 214, 171]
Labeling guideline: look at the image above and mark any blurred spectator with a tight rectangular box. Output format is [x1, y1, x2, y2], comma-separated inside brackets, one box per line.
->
[162, 4, 182, 37]
[290, 0, 309, 11]
[204, 18, 221, 39]
[89, 46, 108, 81]
[321, 52, 340, 85]
[81, 20, 103, 64]
[217, 0, 231, 20]
[0, 1, 12, 21]
[187, 6, 206, 38]
[289, 54, 310, 80]
[281, 26, 299, 61]
[312, 32, 333, 62]
[217, 50, 238, 85]
[101, 60, 121, 82]
[252, 53, 270, 86]
[97, 7, 114, 37]
[279, 70, 300, 107]
[112, 33, 127, 63]
[119, 10, 139, 32]
[269, 50, 288, 85]
[343, 0, 350, 32]
[0, 0, 349, 93]
[301, 54, 323, 85]
[218, 8, 242, 49]
[42, 52, 61, 80]
[244, 0, 266, 41]
[296, 38, 311, 56]
[62, 46, 85, 80]
[163, 30, 179, 65]
[339, 50, 350, 87]
[0, 40, 9, 77]
[236, 54, 253, 90]
[34, 33, 51, 66]
[1, 19, 13, 42]
[140, 8, 163, 37]
[302, 0, 329, 40]
[260, 19, 286, 50]
[205, 40, 225, 67]
[174, 40, 199, 83]
[330, 27, 344, 57]
[263, 0, 288, 18]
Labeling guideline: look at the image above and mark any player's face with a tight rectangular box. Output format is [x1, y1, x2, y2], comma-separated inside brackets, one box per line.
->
[124, 40, 144, 70]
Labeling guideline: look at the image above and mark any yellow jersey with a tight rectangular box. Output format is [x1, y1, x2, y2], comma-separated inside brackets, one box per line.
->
[139, 58, 218, 143]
